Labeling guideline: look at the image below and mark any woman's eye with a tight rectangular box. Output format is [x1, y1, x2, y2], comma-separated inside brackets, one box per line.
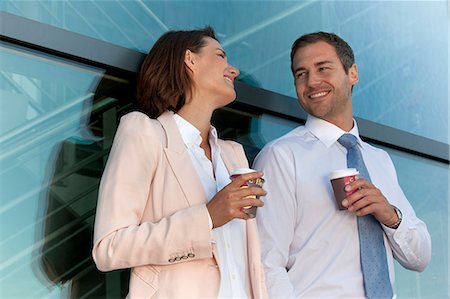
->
[218, 53, 225, 58]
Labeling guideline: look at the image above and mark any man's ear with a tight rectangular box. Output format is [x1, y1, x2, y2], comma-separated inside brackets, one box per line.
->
[348, 63, 359, 85]
[184, 49, 195, 72]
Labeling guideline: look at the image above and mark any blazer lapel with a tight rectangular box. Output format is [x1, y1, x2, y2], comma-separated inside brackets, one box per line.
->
[158, 112, 222, 266]
[218, 140, 240, 174]
[157, 111, 207, 207]
[219, 140, 265, 297]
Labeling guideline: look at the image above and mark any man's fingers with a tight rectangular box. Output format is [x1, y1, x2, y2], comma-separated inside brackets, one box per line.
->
[354, 204, 376, 216]
[345, 178, 374, 192]
[347, 195, 371, 211]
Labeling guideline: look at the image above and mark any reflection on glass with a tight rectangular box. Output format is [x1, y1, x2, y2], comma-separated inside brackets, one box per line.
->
[385, 147, 449, 298]
[213, 107, 298, 164]
[0, 42, 133, 298]
[1, 0, 447, 144]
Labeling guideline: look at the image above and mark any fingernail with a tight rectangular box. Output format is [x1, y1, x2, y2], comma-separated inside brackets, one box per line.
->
[342, 199, 348, 207]
[344, 185, 352, 191]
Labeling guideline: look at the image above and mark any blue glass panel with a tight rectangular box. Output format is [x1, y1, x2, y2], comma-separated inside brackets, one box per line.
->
[0, 2, 448, 298]
[382, 146, 449, 298]
[1, 1, 447, 144]
[0, 42, 124, 298]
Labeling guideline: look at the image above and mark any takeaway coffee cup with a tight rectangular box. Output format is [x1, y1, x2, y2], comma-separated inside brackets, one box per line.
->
[330, 168, 359, 210]
[230, 167, 265, 218]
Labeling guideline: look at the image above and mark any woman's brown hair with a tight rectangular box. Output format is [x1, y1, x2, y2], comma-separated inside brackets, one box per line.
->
[136, 26, 217, 118]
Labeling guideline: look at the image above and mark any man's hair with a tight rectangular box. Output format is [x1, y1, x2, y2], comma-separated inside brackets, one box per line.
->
[136, 26, 216, 118]
[290, 32, 355, 74]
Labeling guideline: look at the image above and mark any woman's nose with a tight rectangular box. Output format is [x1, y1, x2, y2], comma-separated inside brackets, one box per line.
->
[229, 64, 240, 78]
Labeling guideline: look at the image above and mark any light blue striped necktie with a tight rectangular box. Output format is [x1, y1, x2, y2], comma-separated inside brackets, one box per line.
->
[338, 133, 393, 299]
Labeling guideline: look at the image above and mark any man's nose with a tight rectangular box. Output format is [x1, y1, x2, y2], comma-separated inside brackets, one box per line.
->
[307, 71, 321, 86]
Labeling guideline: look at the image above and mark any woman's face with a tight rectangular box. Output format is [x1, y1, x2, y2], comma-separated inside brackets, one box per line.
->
[187, 37, 240, 108]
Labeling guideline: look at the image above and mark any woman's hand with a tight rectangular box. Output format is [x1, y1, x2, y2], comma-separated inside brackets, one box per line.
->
[206, 172, 266, 228]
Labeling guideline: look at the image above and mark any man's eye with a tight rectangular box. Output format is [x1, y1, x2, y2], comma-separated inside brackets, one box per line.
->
[296, 72, 306, 78]
[218, 53, 225, 58]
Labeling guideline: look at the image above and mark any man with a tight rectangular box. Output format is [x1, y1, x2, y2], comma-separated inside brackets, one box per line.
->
[253, 32, 431, 298]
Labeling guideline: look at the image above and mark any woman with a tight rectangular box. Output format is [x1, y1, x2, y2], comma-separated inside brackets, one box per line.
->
[92, 27, 267, 298]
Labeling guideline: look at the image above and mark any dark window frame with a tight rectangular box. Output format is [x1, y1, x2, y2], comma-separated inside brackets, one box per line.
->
[1, 11, 448, 164]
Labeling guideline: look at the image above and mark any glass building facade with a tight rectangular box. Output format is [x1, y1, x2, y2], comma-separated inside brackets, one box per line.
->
[0, 1, 448, 298]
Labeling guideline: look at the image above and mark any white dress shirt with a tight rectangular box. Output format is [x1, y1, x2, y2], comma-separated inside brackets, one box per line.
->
[253, 115, 431, 298]
[174, 114, 249, 299]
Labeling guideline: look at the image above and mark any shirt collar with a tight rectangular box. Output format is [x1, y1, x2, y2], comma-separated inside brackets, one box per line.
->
[208, 125, 220, 149]
[305, 114, 363, 148]
[173, 113, 219, 148]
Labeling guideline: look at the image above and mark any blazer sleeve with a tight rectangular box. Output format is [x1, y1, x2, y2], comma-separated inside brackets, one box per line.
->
[92, 112, 213, 271]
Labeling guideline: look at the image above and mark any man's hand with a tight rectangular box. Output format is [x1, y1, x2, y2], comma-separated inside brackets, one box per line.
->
[341, 178, 398, 227]
[207, 171, 266, 228]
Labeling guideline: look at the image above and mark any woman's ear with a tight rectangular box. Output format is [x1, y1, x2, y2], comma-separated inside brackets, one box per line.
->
[184, 49, 195, 72]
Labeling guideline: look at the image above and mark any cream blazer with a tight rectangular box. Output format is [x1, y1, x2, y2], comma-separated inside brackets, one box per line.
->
[92, 111, 267, 298]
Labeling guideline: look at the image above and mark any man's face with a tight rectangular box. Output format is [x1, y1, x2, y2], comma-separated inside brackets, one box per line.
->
[292, 41, 358, 126]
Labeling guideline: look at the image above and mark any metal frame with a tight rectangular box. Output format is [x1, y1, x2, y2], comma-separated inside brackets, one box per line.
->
[1, 11, 448, 164]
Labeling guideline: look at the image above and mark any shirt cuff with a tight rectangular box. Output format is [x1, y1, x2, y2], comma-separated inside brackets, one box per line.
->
[207, 209, 213, 230]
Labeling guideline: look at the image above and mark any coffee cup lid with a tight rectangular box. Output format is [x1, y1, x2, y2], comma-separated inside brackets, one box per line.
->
[330, 168, 359, 180]
[230, 167, 256, 176]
